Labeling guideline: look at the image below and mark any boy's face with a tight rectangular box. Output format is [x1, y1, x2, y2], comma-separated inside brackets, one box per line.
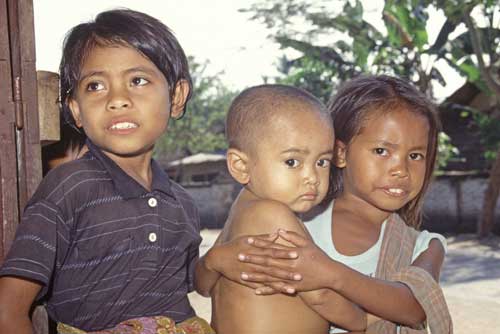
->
[247, 106, 334, 213]
[68, 44, 184, 160]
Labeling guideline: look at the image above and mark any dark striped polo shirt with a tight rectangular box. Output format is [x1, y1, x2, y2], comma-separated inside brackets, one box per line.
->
[0, 140, 202, 331]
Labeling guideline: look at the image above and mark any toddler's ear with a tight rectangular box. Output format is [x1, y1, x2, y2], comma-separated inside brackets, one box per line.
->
[226, 148, 250, 185]
[334, 139, 347, 168]
[170, 79, 190, 119]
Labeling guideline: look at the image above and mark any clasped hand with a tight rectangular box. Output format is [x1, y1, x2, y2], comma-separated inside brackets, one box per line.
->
[227, 229, 335, 295]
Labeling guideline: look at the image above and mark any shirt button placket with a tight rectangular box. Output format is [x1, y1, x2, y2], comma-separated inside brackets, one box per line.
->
[148, 197, 158, 208]
[148, 232, 157, 243]
[147, 197, 158, 245]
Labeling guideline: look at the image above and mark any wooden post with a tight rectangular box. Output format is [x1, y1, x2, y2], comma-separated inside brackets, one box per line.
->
[1, 0, 47, 332]
[0, 0, 20, 263]
[37, 71, 60, 146]
[8, 0, 42, 210]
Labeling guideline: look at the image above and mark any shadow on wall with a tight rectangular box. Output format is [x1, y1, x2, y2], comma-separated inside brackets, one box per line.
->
[422, 173, 500, 234]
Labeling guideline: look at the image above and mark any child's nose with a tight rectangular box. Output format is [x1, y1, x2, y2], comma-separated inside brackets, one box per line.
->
[304, 168, 320, 185]
[390, 158, 410, 178]
[107, 86, 132, 110]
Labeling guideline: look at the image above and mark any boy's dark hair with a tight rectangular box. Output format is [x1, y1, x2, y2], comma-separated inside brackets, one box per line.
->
[327, 75, 441, 228]
[59, 8, 193, 128]
[226, 84, 329, 154]
[42, 114, 86, 176]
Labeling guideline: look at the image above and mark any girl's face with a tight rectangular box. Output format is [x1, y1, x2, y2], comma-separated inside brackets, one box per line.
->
[68, 44, 186, 163]
[335, 108, 429, 219]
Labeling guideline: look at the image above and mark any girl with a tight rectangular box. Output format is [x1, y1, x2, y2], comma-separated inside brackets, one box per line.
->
[203, 75, 452, 333]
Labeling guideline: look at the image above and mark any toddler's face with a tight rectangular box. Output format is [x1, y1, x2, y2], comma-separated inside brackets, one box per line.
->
[68, 44, 183, 161]
[247, 107, 334, 213]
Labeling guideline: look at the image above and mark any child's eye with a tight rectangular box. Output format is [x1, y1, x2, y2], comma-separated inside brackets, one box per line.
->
[131, 77, 149, 86]
[373, 148, 388, 156]
[317, 159, 331, 168]
[409, 152, 425, 161]
[284, 159, 300, 168]
[86, 82, 104, 91]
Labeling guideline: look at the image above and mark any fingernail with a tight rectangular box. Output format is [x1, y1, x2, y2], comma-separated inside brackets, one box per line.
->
[247, 237, 254, 244]
[286, 287, 295, 294]
[289, 252, 298, 258]
[255, 289, 262, 295]
[293, 274, 302, 281]
[238, 254, 245, 261]
[241, 273, 249, 280]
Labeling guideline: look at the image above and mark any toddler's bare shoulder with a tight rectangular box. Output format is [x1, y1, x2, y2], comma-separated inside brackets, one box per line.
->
[231, 199, 301, 236]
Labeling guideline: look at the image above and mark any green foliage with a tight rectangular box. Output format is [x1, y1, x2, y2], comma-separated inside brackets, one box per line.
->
[437, 132, 461, 168]
[154, 58, 236, 161]
[472, 111, 500, 161]
[384, 0, 429, 50]
[243, 0, 500, 168]
[242, 0, 439, 97]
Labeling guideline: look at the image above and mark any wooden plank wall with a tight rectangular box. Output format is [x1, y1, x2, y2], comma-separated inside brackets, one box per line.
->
[7, 0, 42, 213]
[1, 0, 47, 332]
[0, 0, 20, 261]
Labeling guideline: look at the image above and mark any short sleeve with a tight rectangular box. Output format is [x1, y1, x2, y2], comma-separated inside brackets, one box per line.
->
[412, 230, 447, 262]
[0, 200, 66, 299]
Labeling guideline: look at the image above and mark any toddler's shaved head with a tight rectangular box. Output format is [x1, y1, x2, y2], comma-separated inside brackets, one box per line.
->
[226, 84, 329, 154]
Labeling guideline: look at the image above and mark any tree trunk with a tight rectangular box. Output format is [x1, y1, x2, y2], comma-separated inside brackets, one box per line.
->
[478, 146, 500, 237]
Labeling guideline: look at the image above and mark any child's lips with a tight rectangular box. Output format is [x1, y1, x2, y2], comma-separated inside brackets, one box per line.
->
[107, 119, 139, 133]
[300, 192, 318, 200]
[109, 122, 138, 130]
[381, 186, 409, 197]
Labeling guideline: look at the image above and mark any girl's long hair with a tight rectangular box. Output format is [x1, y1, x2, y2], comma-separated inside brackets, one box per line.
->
[327, 75, 441, 228]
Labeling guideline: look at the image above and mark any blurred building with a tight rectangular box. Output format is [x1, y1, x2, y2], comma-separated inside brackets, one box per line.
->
[165, 153, 241, 229]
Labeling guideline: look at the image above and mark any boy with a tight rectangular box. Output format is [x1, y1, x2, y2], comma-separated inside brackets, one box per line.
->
[0, 9, 213, 333]
[195, 85, 366, 333]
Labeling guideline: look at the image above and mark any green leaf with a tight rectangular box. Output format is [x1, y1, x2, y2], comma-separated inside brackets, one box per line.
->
[458, 60, 481, 82]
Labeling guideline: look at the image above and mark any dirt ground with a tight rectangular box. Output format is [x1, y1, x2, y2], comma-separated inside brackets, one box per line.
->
[189, 229, 500, 334]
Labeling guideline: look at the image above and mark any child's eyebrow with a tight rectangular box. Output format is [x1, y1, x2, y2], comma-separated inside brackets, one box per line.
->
[78, 67, 159, 82]
[409, 145, 428, 151]
[280, 148, 334, 155]
[280, 148, 309, 155]
[369, 140, 398, 149]
[370, 140, 427, 151]
[79, 71, 105, 82]
[124, 66, 159, 76]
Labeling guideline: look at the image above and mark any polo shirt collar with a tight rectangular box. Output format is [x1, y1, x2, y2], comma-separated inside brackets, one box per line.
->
[86, 139, 175, 199]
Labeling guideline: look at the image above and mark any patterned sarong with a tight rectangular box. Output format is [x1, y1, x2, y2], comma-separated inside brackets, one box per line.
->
[57, 316, 215, 334]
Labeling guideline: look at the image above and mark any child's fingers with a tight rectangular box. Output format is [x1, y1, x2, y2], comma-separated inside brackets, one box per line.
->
[255, 282, 292, 295]
[241, 272, 282, 283]
[238, 251, 297, 267]
[260, 231, 279, 241]
[277, 229, 309, 247]
[237, 280, 265, 290]
[247, 239, 297, 257]
[254, 286, 279, 295]
[245, 233, 278, 245]
[241, 266, 301, 282]
[242, 248, 297, 260]
[250, 238, 292, 250]
[259, 282, 296, 295]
